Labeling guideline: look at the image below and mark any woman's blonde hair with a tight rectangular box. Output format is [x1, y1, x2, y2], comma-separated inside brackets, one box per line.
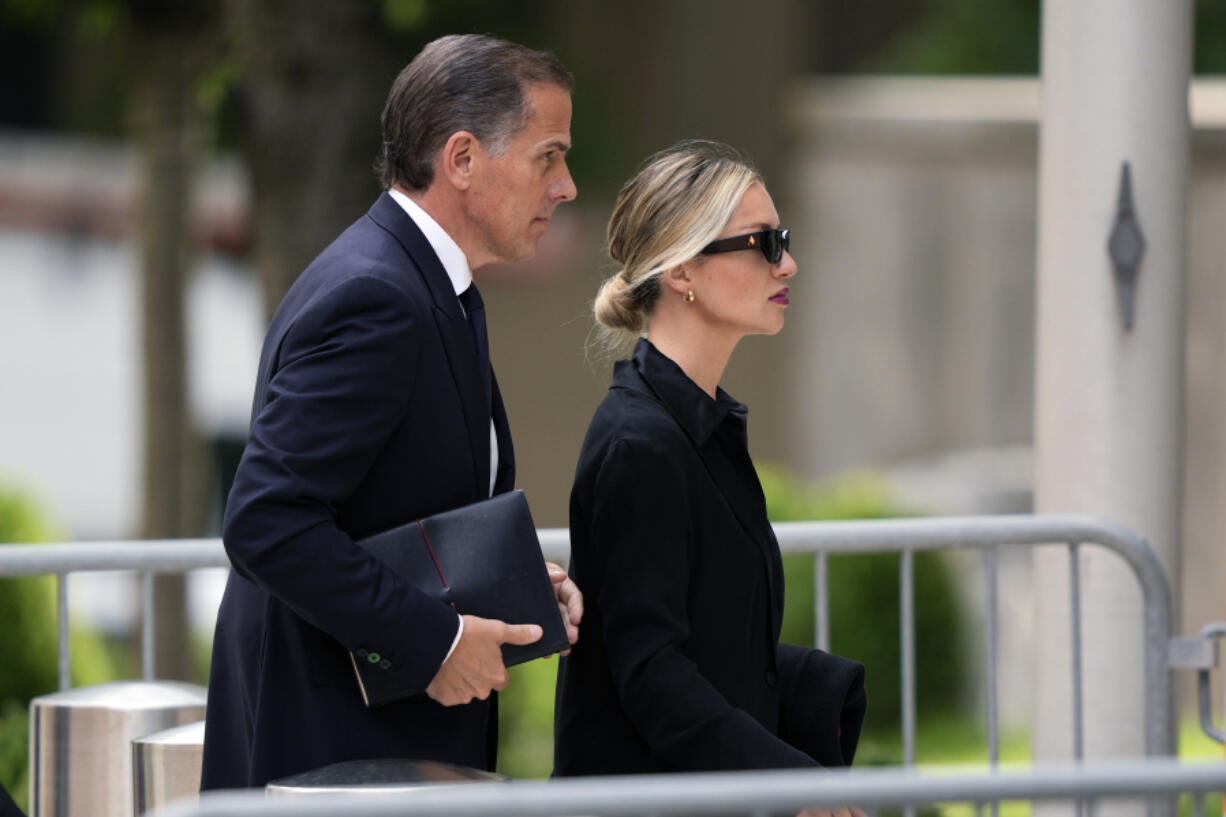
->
[592, 139, 762, 350]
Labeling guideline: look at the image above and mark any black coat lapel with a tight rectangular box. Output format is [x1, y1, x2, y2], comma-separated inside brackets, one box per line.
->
[692, 433, 785, 639]
[622, 347, 784, 641]
[368, 193, 491, 498]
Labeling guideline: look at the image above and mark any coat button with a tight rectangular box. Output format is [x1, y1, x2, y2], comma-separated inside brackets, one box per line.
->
[356, 648, 368, 659]
[379, 659, 391, 670]
[765, 669, 778, 686]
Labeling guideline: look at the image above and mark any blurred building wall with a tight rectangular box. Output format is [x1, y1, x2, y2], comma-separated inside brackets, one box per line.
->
[0, 129, 260, 539]
[782, 76, 1226, 687]
[785, 77, 1040, 477]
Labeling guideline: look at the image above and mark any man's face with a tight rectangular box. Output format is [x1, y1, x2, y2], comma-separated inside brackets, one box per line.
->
[463, 82, 577, 268]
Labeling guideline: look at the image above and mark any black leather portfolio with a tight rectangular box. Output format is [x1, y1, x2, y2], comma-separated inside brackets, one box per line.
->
[349, 489, 569, 707]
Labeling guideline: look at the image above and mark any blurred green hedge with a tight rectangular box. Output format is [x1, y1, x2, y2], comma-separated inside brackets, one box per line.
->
[498, 464, 969, 776]
[758, 465, 969, 740]
[0, 485, 117, 812]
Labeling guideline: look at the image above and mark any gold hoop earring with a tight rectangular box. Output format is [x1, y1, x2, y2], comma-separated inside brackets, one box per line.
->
[685, 289, 695, 303]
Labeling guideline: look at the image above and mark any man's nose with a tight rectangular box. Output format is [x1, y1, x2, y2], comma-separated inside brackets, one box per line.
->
[551, 164, 577, 202]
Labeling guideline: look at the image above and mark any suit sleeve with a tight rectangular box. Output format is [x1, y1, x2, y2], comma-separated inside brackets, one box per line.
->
[587, 438, 816, 770]
[222, 274, 458, 694]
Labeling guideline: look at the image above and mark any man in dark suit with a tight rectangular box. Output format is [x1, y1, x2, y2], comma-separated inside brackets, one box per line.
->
[200, 34, 582, 789]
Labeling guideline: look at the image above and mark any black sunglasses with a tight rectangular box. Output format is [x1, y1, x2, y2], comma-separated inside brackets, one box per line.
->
[700, 228, 791, 264]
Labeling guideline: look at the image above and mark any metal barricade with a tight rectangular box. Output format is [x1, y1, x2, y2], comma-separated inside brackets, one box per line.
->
[772, 515, 1175, 765]
[0, 539, 228, 688]
[0, 514, 1178, 816]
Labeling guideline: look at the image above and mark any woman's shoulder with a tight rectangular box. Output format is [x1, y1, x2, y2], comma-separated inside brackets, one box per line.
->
[582, 383, 691, 466]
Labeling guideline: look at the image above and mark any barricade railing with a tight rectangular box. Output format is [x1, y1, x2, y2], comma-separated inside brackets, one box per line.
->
[144, 759, 1226, 817]
[0, 539, 229, 690]
[0, 514, 1177, 815]
[769, 515, 1175, 766]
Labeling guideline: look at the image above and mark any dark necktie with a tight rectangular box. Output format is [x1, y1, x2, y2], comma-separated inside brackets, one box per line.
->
[459, 283, 493, 415]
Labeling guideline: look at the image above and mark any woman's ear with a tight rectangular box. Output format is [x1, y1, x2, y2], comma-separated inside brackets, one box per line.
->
[662, 262, 694, 296]
[439, 131, 477, 190]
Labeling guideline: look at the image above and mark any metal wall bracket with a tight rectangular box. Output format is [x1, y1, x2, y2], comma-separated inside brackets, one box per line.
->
[1169, 635, 1218, 670]
[1170, 623, 1226, 745]
[1107, 162, 1146, 331]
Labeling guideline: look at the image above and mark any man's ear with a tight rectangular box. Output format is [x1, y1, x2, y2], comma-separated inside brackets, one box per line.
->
[439, 131, 478, 190]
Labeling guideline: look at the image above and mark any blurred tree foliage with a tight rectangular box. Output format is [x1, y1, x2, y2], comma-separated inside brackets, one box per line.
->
[0, 0, 816, 212]
[6, 1, 1226, 142]
[862, 0, 1226, 75]
[866, 0, 1041, 73]
[1196, 0, 1226, 73]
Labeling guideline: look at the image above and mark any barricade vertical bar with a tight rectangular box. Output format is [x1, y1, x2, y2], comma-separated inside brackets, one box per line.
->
[985, 547, 1000, 817]
[142, 570, 155, 680]
[902, 548, 916, 765]
[57, 572, 69, 690]
[901, 548, 917, 817]
[816, 551, 830, 651]
[1070, 542, 1084, 762]
[1070, 542, 1085, 817]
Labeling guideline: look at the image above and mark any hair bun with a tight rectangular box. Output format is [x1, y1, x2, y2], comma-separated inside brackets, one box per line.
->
[593, 273, 644, 334]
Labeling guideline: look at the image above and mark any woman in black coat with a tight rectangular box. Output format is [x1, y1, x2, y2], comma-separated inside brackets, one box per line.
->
[554, 140, 866, 781]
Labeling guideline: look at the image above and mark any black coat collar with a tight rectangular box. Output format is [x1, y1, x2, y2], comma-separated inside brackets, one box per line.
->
[615, 338, 748, 446]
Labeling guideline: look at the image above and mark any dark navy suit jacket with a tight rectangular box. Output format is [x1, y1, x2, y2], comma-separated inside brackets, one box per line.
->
[201, 193, 514, 789]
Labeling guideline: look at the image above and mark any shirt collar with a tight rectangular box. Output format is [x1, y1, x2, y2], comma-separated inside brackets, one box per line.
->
[623, 338, 748, 444]
[388, 188, 472, 296]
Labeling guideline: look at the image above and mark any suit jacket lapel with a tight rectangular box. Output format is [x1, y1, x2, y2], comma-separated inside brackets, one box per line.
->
[431, 307, 492, 497]
[491, 368, 515, 494]
[368, 193, 491, 498]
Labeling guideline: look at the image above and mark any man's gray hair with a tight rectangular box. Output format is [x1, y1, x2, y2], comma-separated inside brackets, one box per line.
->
[376, 34, 573, 191]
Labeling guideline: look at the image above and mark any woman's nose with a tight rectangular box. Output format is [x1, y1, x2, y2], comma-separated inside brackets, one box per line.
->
[775, 250, 797, 279]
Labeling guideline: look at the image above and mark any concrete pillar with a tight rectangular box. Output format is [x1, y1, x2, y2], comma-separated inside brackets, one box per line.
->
[1033, 0, 1191, 782]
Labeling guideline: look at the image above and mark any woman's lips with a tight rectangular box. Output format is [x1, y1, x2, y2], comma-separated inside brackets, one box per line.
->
[769, 288, 790, 306]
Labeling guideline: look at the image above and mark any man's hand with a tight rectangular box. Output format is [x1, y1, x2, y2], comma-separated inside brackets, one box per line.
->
[547, 561, 583, 654]
[425, 615, 542, 707]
